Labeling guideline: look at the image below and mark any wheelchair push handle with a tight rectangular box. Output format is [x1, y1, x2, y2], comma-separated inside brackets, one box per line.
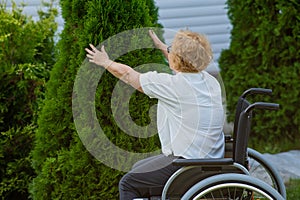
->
[244, 102, 280, 114]
[241, 88, 272, 98]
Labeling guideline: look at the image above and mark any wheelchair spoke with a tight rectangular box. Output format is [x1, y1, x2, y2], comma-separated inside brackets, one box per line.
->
[247, 148, 286, 198]
[249, 157, 276, 188]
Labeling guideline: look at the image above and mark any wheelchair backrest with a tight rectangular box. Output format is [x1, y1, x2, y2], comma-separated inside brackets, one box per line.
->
[234, 108, 252, 166]
[232, 88, 274, 166]
[232, 97, 251, 159]
[233, 88, 272, 136]
[233, 101, 279, 166]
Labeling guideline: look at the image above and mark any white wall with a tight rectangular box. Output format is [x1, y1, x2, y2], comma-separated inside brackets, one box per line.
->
[155, 0, 232, 63]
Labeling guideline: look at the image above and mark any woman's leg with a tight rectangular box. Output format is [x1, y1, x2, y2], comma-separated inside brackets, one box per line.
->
[119, 154, 180, 200]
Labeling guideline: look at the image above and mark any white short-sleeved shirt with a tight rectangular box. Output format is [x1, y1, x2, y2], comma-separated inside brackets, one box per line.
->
[140, 71, 225, 159]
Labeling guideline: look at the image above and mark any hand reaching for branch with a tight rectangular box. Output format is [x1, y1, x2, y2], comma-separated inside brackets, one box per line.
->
[149, 29, 168, 59]
[84, 43, 142, 92]
[149, 29, 167, 50]
[85, 44, 113, 68]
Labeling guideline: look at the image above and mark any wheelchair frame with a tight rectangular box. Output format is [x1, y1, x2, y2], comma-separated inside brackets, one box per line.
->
[230, 88, 286, 198]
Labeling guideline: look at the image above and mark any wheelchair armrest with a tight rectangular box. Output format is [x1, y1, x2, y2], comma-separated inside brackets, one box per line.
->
[172, 158, 234, 166]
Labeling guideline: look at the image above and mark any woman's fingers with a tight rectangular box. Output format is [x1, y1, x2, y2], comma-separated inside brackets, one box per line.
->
[101, 45, 108, 56]
[149, 29, 163, 47]
[101, 45, 105, 52]
[149, 29, 156, 39]
[85, 44, 110, 66]
[85, 47, 94, 55]
[89, 44, 97, 52]
[86, 54, 93, 59]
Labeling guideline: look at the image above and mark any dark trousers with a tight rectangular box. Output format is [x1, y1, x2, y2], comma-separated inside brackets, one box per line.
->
[119, 154, 181, 200]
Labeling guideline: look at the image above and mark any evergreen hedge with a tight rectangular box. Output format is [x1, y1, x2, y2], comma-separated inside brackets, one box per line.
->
[0, 2, 57, 199]
[219, 0, 300, 149]
[31, 0, 166, 199]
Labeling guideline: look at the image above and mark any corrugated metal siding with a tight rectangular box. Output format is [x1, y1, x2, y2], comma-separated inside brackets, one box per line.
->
[155, 0, 232, 63]
[5, 0, 231, 65]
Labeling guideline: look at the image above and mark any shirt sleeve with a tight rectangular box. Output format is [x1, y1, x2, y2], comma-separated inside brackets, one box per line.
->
[139, 71, 177, 101]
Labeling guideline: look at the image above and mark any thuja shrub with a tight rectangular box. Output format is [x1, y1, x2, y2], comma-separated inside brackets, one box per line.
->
[219, 0, 300, 147]
[0, 125, 35, 200]
[0, 2, 57, 199]
[0, 2, 57, 131]
[31, 0, 166, 199]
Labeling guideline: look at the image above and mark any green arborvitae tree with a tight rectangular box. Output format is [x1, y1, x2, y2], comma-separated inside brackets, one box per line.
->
[0, 2, 57, 199]
[31, 0, 166, 199]
[219, 0, 300, 151]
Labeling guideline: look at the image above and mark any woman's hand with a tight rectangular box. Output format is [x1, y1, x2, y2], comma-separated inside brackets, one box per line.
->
[85, 44, 113, 68]
[149, 29, 169, 59]
[149, 29, 167, 50]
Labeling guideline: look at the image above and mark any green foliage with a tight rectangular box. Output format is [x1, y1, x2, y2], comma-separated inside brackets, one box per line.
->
[0, 1, 57, 67]
[0, 125, 35, 200]
[0, 1, 57, 199]
[0, 1, 57, 130]
[219, 0, 300, 147]
[286, 179, 300, 200]
[31, 0, 165, 199]
[0, 63, 49, 132]
[30, 140, 121, 199]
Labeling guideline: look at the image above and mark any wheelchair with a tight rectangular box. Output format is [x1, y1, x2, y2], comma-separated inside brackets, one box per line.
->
[135, 88, 286, 200]
[224, 88, 286, 199]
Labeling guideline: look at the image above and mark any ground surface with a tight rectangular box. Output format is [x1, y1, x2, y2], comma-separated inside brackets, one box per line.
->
[250, 150, 300, 184]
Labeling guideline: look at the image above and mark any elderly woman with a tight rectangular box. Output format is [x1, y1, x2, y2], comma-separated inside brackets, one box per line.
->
[85, 30, 225, 199]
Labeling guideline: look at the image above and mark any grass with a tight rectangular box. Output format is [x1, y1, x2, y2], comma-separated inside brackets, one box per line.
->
[286, 179, 300, 199]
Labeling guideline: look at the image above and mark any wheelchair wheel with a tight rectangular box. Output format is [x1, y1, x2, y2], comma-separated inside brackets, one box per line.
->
[181, 173, 284, 200]
[247, 148, 286, 199]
